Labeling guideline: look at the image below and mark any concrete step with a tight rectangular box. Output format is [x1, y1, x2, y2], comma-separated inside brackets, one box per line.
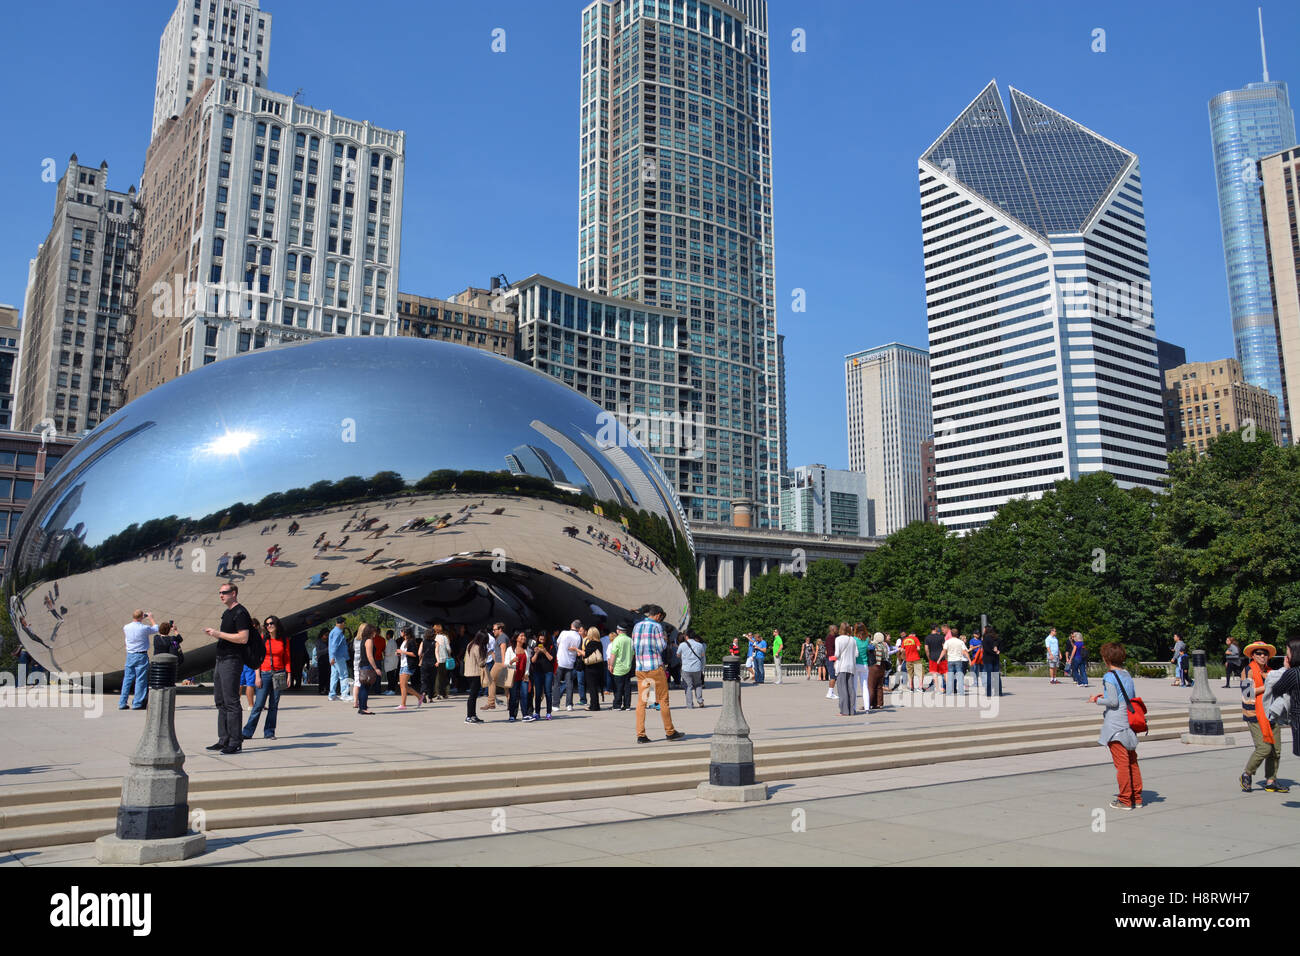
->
[0, 710, 1196, 852]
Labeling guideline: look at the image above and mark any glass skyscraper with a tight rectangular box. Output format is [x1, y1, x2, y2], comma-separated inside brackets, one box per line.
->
[1209, 75, 1296, 440]
[579, 0, 780, 527]
[919, 82, 1167, 532]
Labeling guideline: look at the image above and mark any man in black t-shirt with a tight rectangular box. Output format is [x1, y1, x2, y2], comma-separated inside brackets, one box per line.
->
[924, 627, 945, 693]
[204, 582, 252, 755]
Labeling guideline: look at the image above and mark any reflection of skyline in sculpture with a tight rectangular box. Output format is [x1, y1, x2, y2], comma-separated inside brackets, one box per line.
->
[7, 338, 692, 683]
[505, 444, 568, 485]
[529, 420, 621, 504]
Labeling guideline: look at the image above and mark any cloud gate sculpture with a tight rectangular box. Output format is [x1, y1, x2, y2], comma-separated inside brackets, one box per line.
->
[7, 338, 693, 684]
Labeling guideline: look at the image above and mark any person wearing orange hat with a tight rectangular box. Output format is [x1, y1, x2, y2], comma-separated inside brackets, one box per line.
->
[1240, 640, 1287, 793]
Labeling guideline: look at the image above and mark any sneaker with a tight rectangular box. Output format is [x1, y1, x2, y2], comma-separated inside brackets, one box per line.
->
[465, 716, 484, 724]
[637, 735, 651, 744]
[565, 705, 573, 712]
[1108, 799, 1133, 811]
[1263, 781, 1291, 793]
[205, 742, 225, 751]
[653, 703, 660, 710]
[666, 730, 685, 741]
[831, 693, 839, 700]
[825, 689, 834, 699]
[328, 696, 339, 701]
[522, 714, 538, 722]
[507, 716, 516, 722]
[383, 690, 397, 695]
[1240, 772, 1252, 792]
[220, 746, 242, 755]
[544, 714, 553, 720]
[264, 733, 276, 740]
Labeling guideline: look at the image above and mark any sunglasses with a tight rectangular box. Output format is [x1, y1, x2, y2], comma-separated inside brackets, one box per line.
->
[265, 621, 277, 628]
[218, 589, 233, 595]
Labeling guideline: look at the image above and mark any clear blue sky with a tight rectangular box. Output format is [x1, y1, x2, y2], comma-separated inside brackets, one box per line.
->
[0, 0, 1295, 469]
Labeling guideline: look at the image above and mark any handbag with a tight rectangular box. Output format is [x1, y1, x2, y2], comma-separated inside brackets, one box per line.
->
[272, 670, 288, 691]
[359, 666, 379, 688]
[584, 643, 604, 666]
[1107, 672, 1147, 734]
[444, 657, 455, 671]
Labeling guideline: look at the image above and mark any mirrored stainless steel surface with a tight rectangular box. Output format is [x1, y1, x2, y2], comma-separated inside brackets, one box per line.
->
[7, 338, 693, 683]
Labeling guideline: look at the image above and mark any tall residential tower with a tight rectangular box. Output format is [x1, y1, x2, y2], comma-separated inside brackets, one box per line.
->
[1207, 11, 1296, 439]
[919, 82, 1167, 532]
[578, 0, 780, 527]
[844, 343, 931, 536]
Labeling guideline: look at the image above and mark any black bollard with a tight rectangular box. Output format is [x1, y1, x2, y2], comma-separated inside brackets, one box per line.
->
[96, 653, 207, 863]
[698, 654, 767, 803]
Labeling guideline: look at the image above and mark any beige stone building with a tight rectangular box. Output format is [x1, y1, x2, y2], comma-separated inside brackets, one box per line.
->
[394, 288, 515, 357]
[1260, 147, 1300, 435]
[1163, 359, 1281, 453]
[16, 157, 139, 435]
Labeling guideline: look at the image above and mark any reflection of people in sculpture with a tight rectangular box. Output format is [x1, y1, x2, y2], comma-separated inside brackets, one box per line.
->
[305, 571, 330, 589]
[333, 535, 350, 550]
[287, 521, 300, 536]
[553, 562, 579, 577]
[360, 548, 385, 564]
[216, 552, 231, 575]
[365, 523, 389, 538]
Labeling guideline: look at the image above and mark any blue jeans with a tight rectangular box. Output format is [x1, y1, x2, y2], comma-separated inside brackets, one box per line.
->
[1072, 658, 1089, 686]
[946, 660, 966, 694]
[983, 660, 1002, 697]
[119, 651, 149, 709]
[329, 658, 349, 697]
[753, 657, 765, 684]
[576, 666, 587, 704]
[532, 669, 554, 715]
[508, 680, 531, 718]
[556, 667, 577, 707]
[242, 670, 283, 737]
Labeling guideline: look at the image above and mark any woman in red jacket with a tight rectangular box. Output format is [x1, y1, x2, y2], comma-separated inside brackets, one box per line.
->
[243, 615, 291, 740]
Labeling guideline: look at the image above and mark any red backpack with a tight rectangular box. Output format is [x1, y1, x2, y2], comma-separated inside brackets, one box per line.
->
[1107, 671, 1147, 734]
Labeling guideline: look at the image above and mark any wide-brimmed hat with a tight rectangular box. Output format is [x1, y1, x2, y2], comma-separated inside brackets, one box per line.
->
[1243, 641, 1276, 657]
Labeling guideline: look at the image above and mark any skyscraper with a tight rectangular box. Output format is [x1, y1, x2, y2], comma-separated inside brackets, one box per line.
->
[16, 157, 140, 435]
[1260, 146, 1300, 430]
[919, 82, 1167, 533]
[578, 0, 780, 527]
[844, 343, 931, 536]
[152, 0, 272, 139]
[126, 78, 404, 401]
[1208, 12, 1296, 440]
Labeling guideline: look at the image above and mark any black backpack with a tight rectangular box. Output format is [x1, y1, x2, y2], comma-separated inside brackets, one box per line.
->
[243, 616, 266, 669]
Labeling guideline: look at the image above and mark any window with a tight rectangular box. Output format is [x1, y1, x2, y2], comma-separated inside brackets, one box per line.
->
[205, 325, 218, 347]
[213, 237, 225, 256]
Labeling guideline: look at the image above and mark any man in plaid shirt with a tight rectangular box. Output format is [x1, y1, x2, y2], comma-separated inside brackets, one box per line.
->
[633, 605, 684, 744]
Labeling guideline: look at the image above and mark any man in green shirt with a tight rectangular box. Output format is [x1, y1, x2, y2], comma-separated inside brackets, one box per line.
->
[607, 622, 635, 711]
[772, 629, 785, 684]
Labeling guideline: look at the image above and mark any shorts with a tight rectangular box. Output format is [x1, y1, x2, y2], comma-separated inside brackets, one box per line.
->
[1048, 654, 1061, 665]
[240, 666, 256, 687]
[928, 659, 948, 674]
[400, 664, 414, 676]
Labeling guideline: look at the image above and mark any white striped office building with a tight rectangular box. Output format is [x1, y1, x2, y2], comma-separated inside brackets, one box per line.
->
[918, 82, 1167, 533]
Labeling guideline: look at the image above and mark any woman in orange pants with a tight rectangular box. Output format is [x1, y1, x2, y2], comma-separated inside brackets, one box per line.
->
[1090, 641, 1143, 810]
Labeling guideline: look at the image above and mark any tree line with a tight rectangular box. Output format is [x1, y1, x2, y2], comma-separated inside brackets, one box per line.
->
[689, 430, 1300, 664]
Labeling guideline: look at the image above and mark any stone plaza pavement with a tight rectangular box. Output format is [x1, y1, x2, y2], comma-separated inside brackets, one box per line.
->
[3, 670, 1291, 866]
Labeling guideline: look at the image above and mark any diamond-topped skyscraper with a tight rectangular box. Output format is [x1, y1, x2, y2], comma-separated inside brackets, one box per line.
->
[1208, 12, 1296, 441]
[919, 82, 1167, 532]
[578, 0, 780, 527]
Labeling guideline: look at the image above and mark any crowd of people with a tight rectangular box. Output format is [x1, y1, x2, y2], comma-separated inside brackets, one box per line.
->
[110, 590, 1297, 810]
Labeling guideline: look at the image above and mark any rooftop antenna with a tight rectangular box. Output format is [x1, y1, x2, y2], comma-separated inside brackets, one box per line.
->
[1259, 7, 1270, 82]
